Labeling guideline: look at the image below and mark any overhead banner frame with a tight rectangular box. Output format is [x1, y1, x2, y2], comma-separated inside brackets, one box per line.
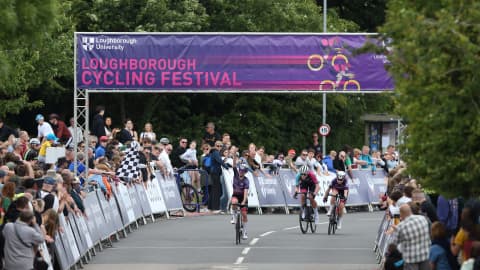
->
[73, 32, 393, 174]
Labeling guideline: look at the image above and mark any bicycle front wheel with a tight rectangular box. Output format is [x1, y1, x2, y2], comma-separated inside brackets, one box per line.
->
[235, 214, 241, 245]
[299, 207, 309, 234]
[181, 184, 200, 212]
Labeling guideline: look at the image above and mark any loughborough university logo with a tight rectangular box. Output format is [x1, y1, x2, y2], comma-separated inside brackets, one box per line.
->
[82, 37, 95, 51]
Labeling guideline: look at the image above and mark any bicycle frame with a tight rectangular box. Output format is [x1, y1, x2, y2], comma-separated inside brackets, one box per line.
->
[231, 203, 246, 245]
[327, 193, 344, 235]
[295, 191, 316, 234]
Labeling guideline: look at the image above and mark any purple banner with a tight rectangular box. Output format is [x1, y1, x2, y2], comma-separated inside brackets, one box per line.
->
[76, 33, 393, 92]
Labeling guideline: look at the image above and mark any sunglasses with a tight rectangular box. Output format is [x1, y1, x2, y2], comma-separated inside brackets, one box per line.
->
[215, 144, 222, 147]
[301, 173, 307, 176]
[181, 141, 187, 144]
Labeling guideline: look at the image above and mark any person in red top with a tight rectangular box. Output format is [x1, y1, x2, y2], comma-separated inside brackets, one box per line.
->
[49, 114, 71, 144]
[295, 165, 320, 223]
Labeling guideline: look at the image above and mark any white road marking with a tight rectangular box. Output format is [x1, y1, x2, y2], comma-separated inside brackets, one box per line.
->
[241, 247, 250, 255]
[283, 226, 299, 231]
[259, 231, 275, 237]
[234, 257, 244, 265]
[249, 238, 259, 246]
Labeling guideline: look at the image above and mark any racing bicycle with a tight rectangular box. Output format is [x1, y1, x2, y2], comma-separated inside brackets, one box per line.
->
[294, 191, 316, 234]
[175, 167, 209, 212]
[231, 203, 246, 245]
[327, 193, 345, 235]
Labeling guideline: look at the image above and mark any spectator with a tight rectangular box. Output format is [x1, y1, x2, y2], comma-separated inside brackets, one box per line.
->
[95, 136, 109, 160]
[294, 149, 308, 168]
[412, 189, 438, 223]
[68, 117, 84, 145]
[284, 149, 297, 172]
[3, 210, 44, 270]
[202, 122, 221, 147]
[158, 140, 174, 176]
[91, 105, 106, 138]
[40, 177, 59, 212]
[384, 243, 404, 270]
[0, 118, 18, 142]
[360, 145, 374, 169]
[430, 221, 458, 270]
[308, 132, 322, 156]
[208, 141, 226, 212]
[437, 195, 460, 238]
[104, 116, 117, 139]
[323, 150, 336, 173]
[391, 204, 431, 270]
[397, 186, 414, 207]
[139, 122, 156, 144]
[116, 118, 137, 144]
[36, 114, 54, 141]
[180, 140, 201, 191]
[17, 130, 29, 158]
[334, 150, 348, 172]
[49, 113, 71, 144]
[171, 137, 188, 169]
[222, 133, 231, 149]
[0, 182, 16, 222]
[451, 202, 479, 264]
[37, 133, 58, 163]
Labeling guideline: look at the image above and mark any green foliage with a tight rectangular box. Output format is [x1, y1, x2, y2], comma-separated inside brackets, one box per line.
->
[0, 0, 73, 118]
[381, 0, 480, 197]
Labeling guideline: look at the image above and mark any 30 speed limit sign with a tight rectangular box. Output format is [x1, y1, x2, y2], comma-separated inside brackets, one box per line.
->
[318, 124, 331, 136]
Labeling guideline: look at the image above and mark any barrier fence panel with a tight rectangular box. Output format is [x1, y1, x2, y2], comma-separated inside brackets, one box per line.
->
[221, 168, 234, 203]
[96, 189, 118, 239]
[83, 192, 102, 244]
[314, 173, 337, 208]
[73, 214, 94, 250]
[135, 182, 153, 217]
[243, 172, 261, 210]
[68, 214, 88, 257]
[58, 214, 80, 268]
[117, 183, 136, 224]
[278, 169, 300, 207]
[39, 242, 54, 270]
[127, 184, 144, 220]
[155, 173, 184, 212]
[348, 170, 387, 206]
[144, 178, 168, 214]
[54, 234, 69, 270]
[253, 173, 288, 208]
[364, 171, 388, 204]
[112, 184, 129, 226]
[107, 191, 125, 232]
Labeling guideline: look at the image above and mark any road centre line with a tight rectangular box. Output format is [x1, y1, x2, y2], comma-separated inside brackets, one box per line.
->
[241, 247, 250, 255]
[259, 231, 276, 237]
[249, 238, 259, 246]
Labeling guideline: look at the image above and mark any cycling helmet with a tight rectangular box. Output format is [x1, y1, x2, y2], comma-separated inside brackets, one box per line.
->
[238, 163, 249, 172]
[299, 165, 309, 174]
[337, 171, 346, 180]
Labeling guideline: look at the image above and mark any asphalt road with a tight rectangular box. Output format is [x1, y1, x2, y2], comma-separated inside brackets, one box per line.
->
[83, 210, 383, 270]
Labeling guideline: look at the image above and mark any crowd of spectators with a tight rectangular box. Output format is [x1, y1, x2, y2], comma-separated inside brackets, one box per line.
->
[1, 107, 477, 269]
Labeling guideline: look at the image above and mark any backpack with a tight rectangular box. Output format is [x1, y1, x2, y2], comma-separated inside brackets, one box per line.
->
[202, 155, 212, 173]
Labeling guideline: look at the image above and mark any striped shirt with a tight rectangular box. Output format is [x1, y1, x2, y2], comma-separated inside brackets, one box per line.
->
[392, 214, 431, 263]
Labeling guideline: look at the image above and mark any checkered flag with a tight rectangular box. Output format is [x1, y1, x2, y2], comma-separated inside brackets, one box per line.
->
[116, 141, 140, 180]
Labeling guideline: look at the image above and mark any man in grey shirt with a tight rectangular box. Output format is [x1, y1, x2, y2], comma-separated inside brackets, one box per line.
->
[3, 210, 44, 270]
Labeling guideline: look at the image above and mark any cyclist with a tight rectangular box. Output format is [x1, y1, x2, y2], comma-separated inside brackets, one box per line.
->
[295, 165, 320, 224]
[230, 162, 250, 240]
[323, 171, 349, 229]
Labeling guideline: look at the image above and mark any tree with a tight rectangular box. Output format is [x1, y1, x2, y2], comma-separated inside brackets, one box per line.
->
[381, 0, 480, 197]
[0, 0, 73, 120]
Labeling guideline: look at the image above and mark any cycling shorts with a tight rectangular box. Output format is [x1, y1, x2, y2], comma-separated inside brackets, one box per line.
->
[299, 181, 316, 194]
[232, 194, 248, 210]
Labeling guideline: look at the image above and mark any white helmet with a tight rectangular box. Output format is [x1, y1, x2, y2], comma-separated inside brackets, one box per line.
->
[299, 165, 309, 174]
[337, 171, 346, 180]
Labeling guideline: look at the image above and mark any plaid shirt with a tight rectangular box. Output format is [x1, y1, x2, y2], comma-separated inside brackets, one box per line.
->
[392, 214, 430, 263]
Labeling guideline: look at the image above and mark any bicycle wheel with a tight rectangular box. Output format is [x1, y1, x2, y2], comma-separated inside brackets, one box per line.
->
[181, 184, 200, 212]
[299, 207, 309, 234]
[331, 206, 337, 235]
[235, 214, 241, 245]
[309, 207, 317, 233]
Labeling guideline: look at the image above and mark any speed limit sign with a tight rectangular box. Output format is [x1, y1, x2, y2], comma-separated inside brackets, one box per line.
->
[318, 124, 331, 136]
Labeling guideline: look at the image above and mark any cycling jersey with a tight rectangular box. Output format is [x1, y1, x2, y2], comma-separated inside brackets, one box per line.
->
[232, 168, 250, 196]
[295, 171, 318, 192]
[329, 178, 349, 197]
